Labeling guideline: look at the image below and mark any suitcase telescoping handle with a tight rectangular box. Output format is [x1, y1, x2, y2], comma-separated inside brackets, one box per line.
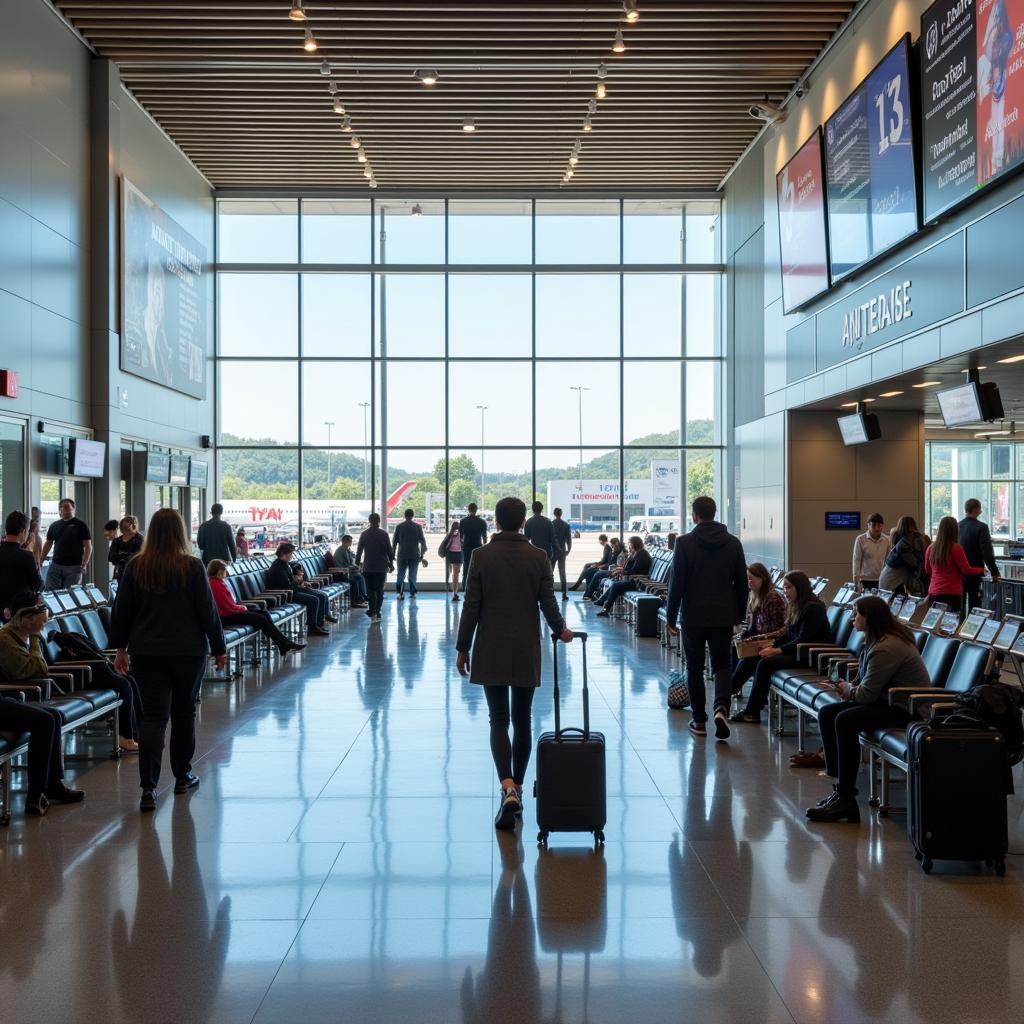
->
[551, 631, 589, 740]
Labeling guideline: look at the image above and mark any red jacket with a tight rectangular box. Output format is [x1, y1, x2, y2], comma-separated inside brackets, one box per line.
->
[210, 576, 246, 616]
[926, 542, 983, 597]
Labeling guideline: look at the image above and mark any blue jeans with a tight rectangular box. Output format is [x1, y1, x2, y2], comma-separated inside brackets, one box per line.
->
[396, 559, 420, 594]
[348, 571, 367, 601]
[293, 588, 329, 629]
[585, 569, 613, 599]
[597, 578, 637, 608]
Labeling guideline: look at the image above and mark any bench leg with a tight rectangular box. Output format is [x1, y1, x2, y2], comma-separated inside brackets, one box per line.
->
[0, 763, 9, 826]
[110, 706, 121, 760]
[866, 749, 879, 807]
[797, 708, 806, 750]
[879, 760, 890, 816]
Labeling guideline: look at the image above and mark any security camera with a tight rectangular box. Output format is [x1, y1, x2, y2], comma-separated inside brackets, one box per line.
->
[749, 101, 787, 124]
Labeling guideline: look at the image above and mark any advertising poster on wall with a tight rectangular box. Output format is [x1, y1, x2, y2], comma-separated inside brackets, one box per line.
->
[650, 459, 681, 515]
[921, 0, 1024, 222]
[777, 129, 831, 313]
[121, 178, 208, 399]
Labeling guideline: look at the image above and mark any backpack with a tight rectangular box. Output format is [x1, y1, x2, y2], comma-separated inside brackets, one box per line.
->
[951, 683, 1024, 757]
[52, 630, 106, 661]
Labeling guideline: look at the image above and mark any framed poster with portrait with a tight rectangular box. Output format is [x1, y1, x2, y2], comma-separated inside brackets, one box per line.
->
[121, 178, 208, 399]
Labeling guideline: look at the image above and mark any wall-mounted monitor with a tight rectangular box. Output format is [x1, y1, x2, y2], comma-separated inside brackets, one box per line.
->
[936, 381, 984, 425]
[169, 455, 190, 486]
[144, 451, 171, 483]
[777, 129, 831, 313]
[824, 35, 919, 281]
[188, 459, 208, 488]
[837, 411, 881, 445]
[825, 511, 862, 530]
[920, 0, 1024, 223]
[67, 438, 106, 478]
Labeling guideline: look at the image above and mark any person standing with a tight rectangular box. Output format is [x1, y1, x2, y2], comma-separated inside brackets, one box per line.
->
[959, 498, 1000, 611]
[925, 516, 984, 614]
[550, 508, 573, 601]
[441, 520, 464, 601]
[456, 496, 572, 831]
[21, 507, 42, 567]
[0, 511, 42, 620]
[40, 498, 92, 590]
[458, 502, 488, 592]
[666, 497, 748, 740]
[235, 528, 250, 558]
[392, 508, 427, 601]
[196, 503, 237, 566]
[110, 509, 227, 812]
[878, 516, 929, 596]
[852, 513, 890, 591]
[266, 544, 334, 636]
[523, 501, 555, 560]
[108, 516, 143, 587]
[356, 512, 394, 622]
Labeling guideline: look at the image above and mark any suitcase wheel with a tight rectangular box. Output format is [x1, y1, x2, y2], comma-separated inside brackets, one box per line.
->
[922, 857, 933, 874]
[537, 831, 548, 846]
[594, 830, 605, 846]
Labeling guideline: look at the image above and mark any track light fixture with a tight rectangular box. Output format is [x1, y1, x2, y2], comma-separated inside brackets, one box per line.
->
[415, 68, 439, 86]
[319, 60, 331, 76]
[595, 82, 607, 100]
[583, 115, 593, 132]
[588, 98, 598, 114]
[303, 26, 317, 52]
[623, 0, 639, 23]
[612, 29, 625, 53]
[340, 115, 352, 131]
[368, 179, 378, 189]
[357, 149, 367, 163]
[462, 117, 476, 132]
[288, 0, 307, 21]
[327, 81, 337, 95]
[569, 154, 579, 166]
[565, 167, 574, 179]
[411, 203, 423, 217]
[596, 62, 609, 79]
[350, 135, 361, 149]
[573, 138, 582, 152]
[364, 167, 373, 179]
[333, 97, 345, 114]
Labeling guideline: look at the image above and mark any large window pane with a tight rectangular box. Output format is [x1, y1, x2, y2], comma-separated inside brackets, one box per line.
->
[991, 481, 1011, 536]
[301, 449, 372, 544]
[687, 449, 720, 511]
[219, 361, 298, 445]
[536, 275, 619, 357]
[624, 361, 680, 444]
[538, 449, 622, 539]
[536, 362, 620, 446]
[448, 362, 532, 446]
[448, 200, 532, 264]
[218, 200, 297, 264]
[301, 199, 371, 264]
[449, 449, 534, 517]
[219, 274, 297, 357]
[302, 274, 371, 357]
[686, 362, 718, 444]
[623, 200, 684, 264]
[301, 362, 373, 446]
[535, 200, 619, 264]
[383, 450, 448, 583]
[384, 362, 445, 445]
[374, 199, 445, 264]
[449, 276, 531, 357]
[624, 275, 681, 357]
[686, 275, 718, 356]
[219, 448, 299, 548]
[376, 275, 444, 357]
[685, 201, 721, 263]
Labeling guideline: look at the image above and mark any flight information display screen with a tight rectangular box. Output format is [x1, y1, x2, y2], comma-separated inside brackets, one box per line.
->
[825, 35, 919, 280]
[920, 0, 1024, 222]
[777, 129, 831, 313]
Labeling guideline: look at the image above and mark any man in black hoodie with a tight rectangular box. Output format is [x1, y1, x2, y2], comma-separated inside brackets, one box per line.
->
[667, 496, 748, 740]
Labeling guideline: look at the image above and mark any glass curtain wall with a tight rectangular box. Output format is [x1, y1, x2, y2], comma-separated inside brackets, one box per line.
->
[216, 197, 724, 582]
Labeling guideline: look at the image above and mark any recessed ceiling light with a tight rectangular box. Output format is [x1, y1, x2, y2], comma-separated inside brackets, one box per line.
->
[462, 117, 476, 132]
[879, 390, 904, 398]
[912, 381, 942, 388]
[624, 0, 640, 22]
[288, 0, 306, 21]
[997, 354, 1024, 363]
[961, 366, 987, 371]
[975, 428, 1011, 437]
[840, 402, 859, 408]
[415, 68, 439, 86]
[303, 27, 317, 52]
[612, 29, 626, 53]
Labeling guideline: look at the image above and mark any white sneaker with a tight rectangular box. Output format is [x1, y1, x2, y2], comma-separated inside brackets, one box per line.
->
[494, 787, 521, 830]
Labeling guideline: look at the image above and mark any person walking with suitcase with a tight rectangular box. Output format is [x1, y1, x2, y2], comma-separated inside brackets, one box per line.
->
[456, 496, 573, 831]
[666, 496, 749, 740]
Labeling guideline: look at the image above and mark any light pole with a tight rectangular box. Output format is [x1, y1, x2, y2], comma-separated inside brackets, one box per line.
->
[323, 420, 335, 499]
[569, 386, 590, 489]
[476, 404, 488, 502]
[358, 402, 370, 498]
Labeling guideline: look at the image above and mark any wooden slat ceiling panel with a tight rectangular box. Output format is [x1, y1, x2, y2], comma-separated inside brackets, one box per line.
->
[54, 0, 857, 190]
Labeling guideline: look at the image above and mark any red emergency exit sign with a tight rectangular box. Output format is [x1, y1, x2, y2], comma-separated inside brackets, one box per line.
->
[0, 370, 18, 398]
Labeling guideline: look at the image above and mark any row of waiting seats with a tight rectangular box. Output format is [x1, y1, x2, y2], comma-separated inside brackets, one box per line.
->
[0, 545, 350, 823]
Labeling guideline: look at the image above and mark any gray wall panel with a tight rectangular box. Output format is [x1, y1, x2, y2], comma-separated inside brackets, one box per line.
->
[732, 227, 766, 425]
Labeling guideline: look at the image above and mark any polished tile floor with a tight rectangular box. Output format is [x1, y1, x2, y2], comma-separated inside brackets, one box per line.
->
[3, 594, 1024, 1024]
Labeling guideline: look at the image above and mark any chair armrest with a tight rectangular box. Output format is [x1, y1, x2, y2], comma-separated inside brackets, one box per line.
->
[887, 686, 940, 709]
[45, 663, 92, 688]
[927, 702, 958, 718]
[242, 600, 269, 611]
[798, 643, 847, 667]
[0, 684, 38, 701]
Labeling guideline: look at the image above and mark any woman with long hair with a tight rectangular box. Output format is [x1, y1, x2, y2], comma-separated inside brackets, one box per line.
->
[730, 563, 787, 700]
[925, 515, 983, 613]
[878, 515, 928, 596]
[806, 596, 930, 823]
[110, 509, 227, 812]
[732, 570, 832, 723]
[443, 520, 464, 602]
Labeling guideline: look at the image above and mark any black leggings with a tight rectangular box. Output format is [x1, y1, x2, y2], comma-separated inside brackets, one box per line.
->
[363, 572, 386, 615]
[221, 610, 293, 652]
[483, 686, 535, 785]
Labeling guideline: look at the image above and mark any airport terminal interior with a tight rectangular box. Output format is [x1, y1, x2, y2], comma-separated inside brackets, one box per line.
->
[6, 0, 1024, 1020]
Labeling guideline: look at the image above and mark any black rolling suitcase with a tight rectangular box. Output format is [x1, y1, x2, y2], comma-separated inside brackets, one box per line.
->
[906, 719, 1008, 875]
[534, 632, 606, 846]
[634, 595, 661, 638]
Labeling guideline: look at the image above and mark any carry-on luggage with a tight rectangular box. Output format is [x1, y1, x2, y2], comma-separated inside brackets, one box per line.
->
[534, 631, 606, 846]
[634, 595, 661, 638]
[906, 719, 1008, 875]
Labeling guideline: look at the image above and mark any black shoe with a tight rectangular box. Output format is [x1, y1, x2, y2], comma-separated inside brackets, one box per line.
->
[140, 790, 157, 812]
[452, 594, 460, 603]
[494, 787, 520, 831]
[174, 773, 200, 795]
[410, 593, 417, 599]
[309, 625, 330, 636]
[25, 791, 49, 816]
[806, 795, 860, 823]
[688, 720, 707, 737]
[324, 614, 339, 624]
[713, 710, 731, 740]
[366, 609, 375, 619]
[596, 608, 610, 618]
[279, 641, 306, 657]
[397, 593, 404, 602]
[812, 784, 841, 809]
[45, 782, 85, 805]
